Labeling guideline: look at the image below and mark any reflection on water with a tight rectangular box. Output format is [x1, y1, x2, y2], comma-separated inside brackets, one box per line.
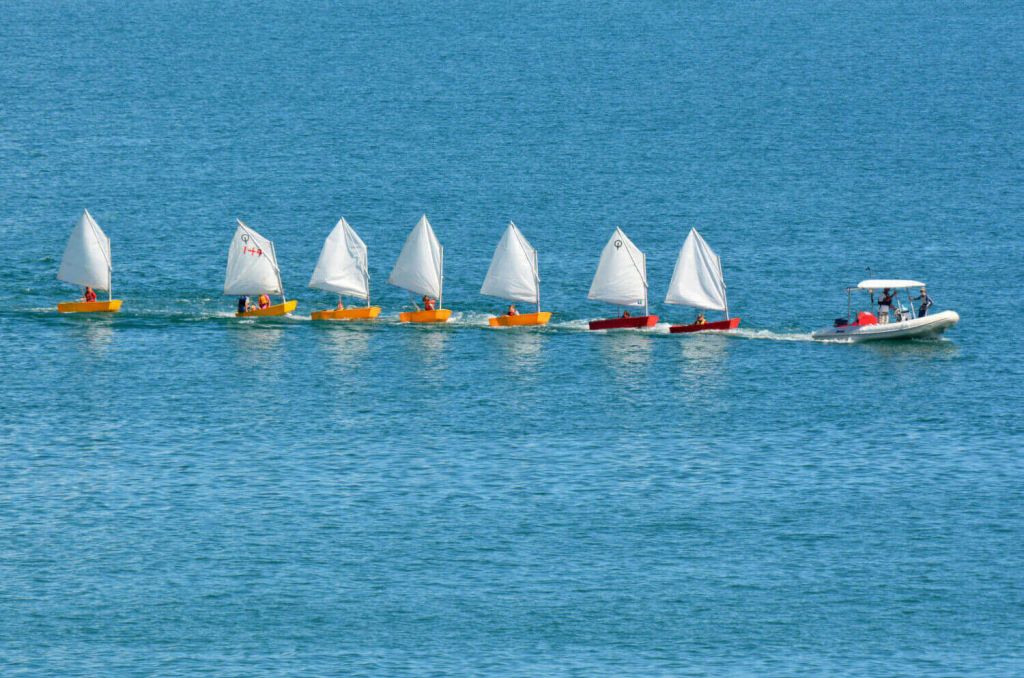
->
[66, 318, 115, 356]
[679, 334, 730, 378]
[228, 323, 285, 371]
[315, 327, 372, 368]
[865, 338, 960, 361]
[403, 326, 449, 370]
[498, 331, 545, 372]
[599, 332, 652, 383]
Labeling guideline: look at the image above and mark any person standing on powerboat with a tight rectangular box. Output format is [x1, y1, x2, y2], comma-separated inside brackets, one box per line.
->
[878, 288, 896, 324]
[912, 287, 933, 317]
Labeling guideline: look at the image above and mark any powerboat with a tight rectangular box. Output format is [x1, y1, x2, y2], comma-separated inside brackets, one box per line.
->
[812, 279, 958, 341]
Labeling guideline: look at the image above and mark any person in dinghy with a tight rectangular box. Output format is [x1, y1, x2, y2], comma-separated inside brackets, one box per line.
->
[665, 228, 741, 334]
[82, 286, 98, 303]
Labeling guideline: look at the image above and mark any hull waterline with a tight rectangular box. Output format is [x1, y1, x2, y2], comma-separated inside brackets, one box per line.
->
[812, 310, 959, 341]
[311, 306, 382, 321]
[669, 317, 741, 334]
[237, 300, 298, 317]
[57, 300, 123, 313]
[399, 309, 452, 323]
[489, 312, 552, 327]
[588, 315, 659, 331]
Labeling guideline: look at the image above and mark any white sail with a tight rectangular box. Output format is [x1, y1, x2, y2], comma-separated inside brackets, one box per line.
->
[308, 217, 370, 300]
[223, 220, 283, 296]
[480, 222, 539, 305]
[57, 209, 111, 292]
[588, 227, 648, 308]
[388, 215, 443, 299]
[664, 228, 728, 312]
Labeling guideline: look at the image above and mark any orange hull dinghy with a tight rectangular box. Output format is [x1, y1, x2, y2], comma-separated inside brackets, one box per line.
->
[489, 311, 551, 327]
[58, 300, 123, 313]
[311, 306, 381, 321]
[399, 309, 452, 323]
[237, 300, 298, 317]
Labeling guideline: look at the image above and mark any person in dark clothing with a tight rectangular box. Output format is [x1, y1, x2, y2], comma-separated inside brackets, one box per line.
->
[237, 296, 251, 313]
[912, 287, 933, 317]
[878, 288, 896, 323]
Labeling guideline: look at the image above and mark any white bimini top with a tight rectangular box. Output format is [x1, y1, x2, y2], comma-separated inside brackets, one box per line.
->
[857, 279, 926, 290]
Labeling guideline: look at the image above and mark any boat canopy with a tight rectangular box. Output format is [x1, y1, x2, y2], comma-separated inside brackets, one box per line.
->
[58, 209, 112, 292]
[588, 227, 648, 308]
[480, 222, 539, 305]
[224, 220, 283, 296]
[664, 228, 728, 313]
[308, 217, 370, 300]
[388, 215, 443, 299]
[857, 279, 926, 290]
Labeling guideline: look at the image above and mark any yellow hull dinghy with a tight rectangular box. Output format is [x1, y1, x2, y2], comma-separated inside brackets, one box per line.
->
[389, 215, 455, 324]
[481, 222, 551, 328]
[308, 217, 382, 322]
[224, 220, 295, 319]
[56, 209, 122, 313]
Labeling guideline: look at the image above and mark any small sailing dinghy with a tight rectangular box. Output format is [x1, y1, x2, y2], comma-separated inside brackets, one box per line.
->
[665, 228, 741, 333]
[308, 217, 382, 321]
[812, 280, 959, 341]
[57, 209, 122, 313]
[224, 220, 297, 317]
[481, 222, 551, 327]
[587, 227, 658, 330]
[388, 215, 452, 323]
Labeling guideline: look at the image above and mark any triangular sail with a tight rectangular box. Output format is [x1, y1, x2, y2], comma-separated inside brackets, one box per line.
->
[308, 217, 370, 300]
[480, 222, 539, 305]
[388, 215, 443, 299]
[588, 227, 648, 307]
[664, 228, 728, 312]
[223, 221, 283, 296]
[57, 209, 111, 292]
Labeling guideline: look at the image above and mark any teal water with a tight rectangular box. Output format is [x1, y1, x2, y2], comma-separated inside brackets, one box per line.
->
[2, 1, 1023, 674]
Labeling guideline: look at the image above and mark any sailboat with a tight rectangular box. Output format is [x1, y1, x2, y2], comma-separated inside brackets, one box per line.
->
[665, 228, 741, 333]
[388, 215, 452, 323]
[587, 227, 658, 330]
[308, 217, 382, 321]
[481, 222, 551, 327]
[224, 220, 298, 317]
[57, 209, 123, 313]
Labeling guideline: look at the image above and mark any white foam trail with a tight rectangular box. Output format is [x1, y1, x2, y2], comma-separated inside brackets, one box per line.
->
[729, 328, 816, 342]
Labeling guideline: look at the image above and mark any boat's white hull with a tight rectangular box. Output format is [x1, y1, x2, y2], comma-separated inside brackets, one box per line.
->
[812, 310, 959, 342]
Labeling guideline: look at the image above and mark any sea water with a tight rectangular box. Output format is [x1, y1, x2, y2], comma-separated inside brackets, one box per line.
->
[1, 1, 1022, 674]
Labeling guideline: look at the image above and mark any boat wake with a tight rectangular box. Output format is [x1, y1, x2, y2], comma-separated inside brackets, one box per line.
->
[728, 328, 816, 342]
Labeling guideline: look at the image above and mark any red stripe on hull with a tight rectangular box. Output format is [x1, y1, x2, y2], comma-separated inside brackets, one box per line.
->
[588, 315, 659, 331]
[669, 317, 741, 333]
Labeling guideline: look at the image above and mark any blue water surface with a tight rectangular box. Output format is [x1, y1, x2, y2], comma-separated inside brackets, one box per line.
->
[1, 1, 1022, 675]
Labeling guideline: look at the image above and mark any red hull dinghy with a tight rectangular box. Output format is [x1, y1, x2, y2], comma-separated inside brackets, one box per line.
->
[669, 317, 740, 333]
[587, 227, 656, 332]
[590, 315, 659, 331]
[664, 228, 740, 335]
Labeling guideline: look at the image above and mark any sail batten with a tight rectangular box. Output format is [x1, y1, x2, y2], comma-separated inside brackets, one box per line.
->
[308, 217, 370, 300]
[664, 228, 728, 312]
[57, 209, 112, 292]
[388, 215, 443, 299]
[587, 227, 648, 308]
[223, 220, 283, 296]
[480, 222, 539, 305]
